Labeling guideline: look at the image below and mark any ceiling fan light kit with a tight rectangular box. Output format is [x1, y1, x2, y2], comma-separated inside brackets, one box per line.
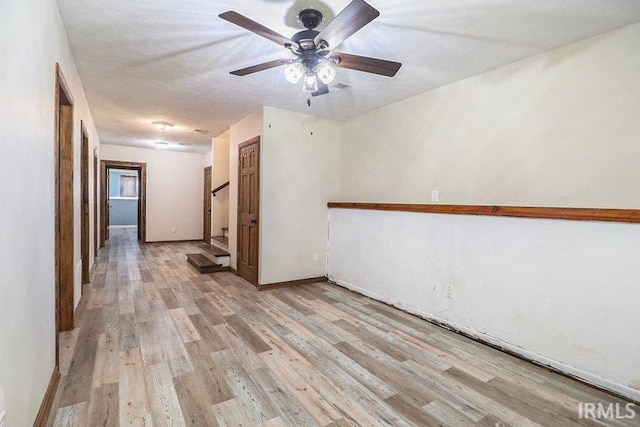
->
[316, 61, 337, 84]
[302, 73, 319, 93]
[284, 62, 305, 84]
[219, 0, 402, 98]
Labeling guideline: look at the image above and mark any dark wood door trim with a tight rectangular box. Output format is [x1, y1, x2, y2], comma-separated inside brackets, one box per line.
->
[80, 122, 90, 286]
[204, 166, 212, 242]
[100, 160, 147, 246]
[237, 136, 260, 286]
[93, 151, 98, 259]
[55, 64, 75, 338]
[54, 63, 74, 382]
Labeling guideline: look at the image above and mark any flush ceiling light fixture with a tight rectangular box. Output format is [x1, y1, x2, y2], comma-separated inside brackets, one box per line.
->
[152, 121, 174, 133]
[219, 0, 402, 98]
[155, 141, 169, 149]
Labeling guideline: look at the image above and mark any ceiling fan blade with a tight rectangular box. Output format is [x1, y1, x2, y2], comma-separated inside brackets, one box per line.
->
[330, 52, 402, 77]
[313, 0, 379, 50]
[219, 11, 299, 50]
[230, 58, 290, 76]
[312, 80, 330, 97]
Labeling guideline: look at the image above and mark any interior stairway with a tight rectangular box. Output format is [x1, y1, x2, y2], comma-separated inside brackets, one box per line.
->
[186, 236, 231, 274]
[211, 227, 229, 247]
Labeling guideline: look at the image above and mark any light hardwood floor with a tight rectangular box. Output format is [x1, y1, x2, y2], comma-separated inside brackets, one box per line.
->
[48, 228, 638, 426]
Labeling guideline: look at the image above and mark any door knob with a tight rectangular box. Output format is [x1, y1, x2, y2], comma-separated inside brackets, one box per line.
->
[250, 219, 257, 224]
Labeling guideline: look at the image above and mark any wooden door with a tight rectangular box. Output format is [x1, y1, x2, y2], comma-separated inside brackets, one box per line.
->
[55, 64, 75, 336]
[94, 151, 98, 258]
[237, 137, 260, 285]
[80, 123, 89, 286]
[203, 166, 212, 242]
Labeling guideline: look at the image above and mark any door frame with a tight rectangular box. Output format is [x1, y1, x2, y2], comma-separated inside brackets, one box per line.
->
[80, 122, 90, 287]
[203, 166, 212, 242]
[94, 150, 98, 259]
[100, 160, 147, 246]
[237, 136, 260, 285]
[54, 63, 75, 359]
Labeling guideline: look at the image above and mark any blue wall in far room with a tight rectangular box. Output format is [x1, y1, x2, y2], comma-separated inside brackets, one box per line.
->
[109, 199, 138, 226]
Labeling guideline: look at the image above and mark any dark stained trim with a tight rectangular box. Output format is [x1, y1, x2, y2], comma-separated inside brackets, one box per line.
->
[55, 63, 75, 337]
[101, 160, 147, 246]
[80, 121, 90, 286]
[327, 202, 640, 224]
[33, 366, 60, 426]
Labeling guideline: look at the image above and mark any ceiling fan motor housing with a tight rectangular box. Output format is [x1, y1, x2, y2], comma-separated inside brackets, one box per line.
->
[291, 29, 320, 51]
[298, 9, 323, 29]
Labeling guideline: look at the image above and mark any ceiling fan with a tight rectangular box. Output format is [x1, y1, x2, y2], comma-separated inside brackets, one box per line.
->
[219, 0, 402, 97]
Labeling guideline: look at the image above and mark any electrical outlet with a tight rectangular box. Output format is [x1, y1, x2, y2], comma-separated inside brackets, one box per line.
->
[431, 190, 439, 202]
[312, 253, 319, 263]
[446, 284, 453, 299]
[170, 226, 176, 233]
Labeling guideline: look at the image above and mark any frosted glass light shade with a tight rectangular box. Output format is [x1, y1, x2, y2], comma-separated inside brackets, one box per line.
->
[302, 73, 318, 93]
[284, 62, 304, 84]
[316, 62, 336, 84]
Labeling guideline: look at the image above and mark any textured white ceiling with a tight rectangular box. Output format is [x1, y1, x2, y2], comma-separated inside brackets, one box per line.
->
[57, 0, 640, 153]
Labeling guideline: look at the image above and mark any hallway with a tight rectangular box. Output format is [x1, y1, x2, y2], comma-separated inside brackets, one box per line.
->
[48, 229, 635, 426]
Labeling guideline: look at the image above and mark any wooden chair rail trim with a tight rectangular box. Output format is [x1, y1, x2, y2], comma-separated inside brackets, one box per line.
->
[327, 202, 640, 224]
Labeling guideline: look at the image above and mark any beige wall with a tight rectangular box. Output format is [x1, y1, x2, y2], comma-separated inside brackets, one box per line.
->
[0, 0, 100, 424]
[229, 109, 264, 269]
[100, 145, 206, 242]
[260, 107, 341, 284]
[212, 131, 230, 239]
[340, 22, 640, 208]
[227, 107, 341, 284]
[331, 22, 640, 402]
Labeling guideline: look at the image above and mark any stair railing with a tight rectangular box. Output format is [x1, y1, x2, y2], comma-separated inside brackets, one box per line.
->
[212, 181, 230, 196]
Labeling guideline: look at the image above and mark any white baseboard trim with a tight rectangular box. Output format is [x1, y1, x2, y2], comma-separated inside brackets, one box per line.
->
[328, 276, 640, 403]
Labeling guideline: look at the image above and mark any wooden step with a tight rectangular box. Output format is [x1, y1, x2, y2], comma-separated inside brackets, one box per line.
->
[200, 243, 229, 257]
[186, 253, 230, 274]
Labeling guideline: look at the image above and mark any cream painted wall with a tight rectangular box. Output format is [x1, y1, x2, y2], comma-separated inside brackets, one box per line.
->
[100, 145, 205, 242]
[229, 109, 263, 270]
[227, 108, 341, 284]
[260, 107, 341, 284]
[331, 23, 640, 402]
[212, 131, 230, 239]
[0, 0, 100, 424]
[203, 149, 212, 168]
[340, 23, 640, 208]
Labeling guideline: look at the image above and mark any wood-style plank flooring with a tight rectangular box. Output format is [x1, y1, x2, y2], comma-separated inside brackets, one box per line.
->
[48, 228, 638, 426]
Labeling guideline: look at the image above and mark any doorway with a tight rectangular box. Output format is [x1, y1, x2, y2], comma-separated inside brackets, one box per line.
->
[237, 137, 260, 285]
[54, 64, 75, 354]
[80, 122, 90, 287]
[100, 160, 147, 246]
[203, 166, 212, 242]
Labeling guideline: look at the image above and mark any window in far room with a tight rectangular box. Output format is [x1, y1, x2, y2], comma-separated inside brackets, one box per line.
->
[119, 174, 137, 198]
